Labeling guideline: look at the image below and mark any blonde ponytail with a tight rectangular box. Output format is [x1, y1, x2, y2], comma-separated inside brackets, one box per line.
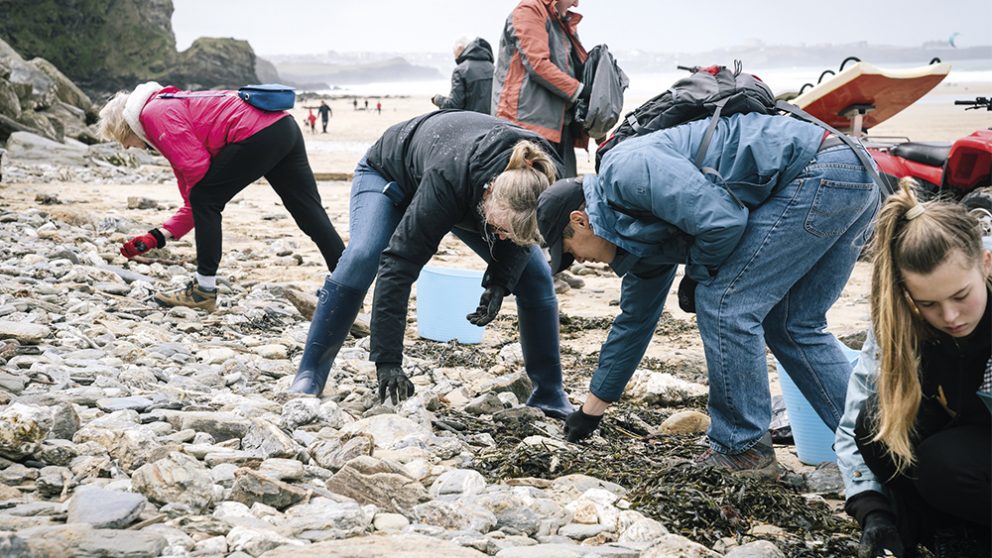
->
[869, 177, 987, 474]
[483, 140, 558, 246]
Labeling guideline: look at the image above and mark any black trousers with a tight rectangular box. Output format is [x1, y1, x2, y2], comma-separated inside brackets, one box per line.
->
[188, 116, 344, 276]
[855, 399, 991, 550]
[553, 121, 578, 179]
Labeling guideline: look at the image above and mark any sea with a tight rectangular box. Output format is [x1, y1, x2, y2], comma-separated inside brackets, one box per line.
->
[315, 60, 992, 102]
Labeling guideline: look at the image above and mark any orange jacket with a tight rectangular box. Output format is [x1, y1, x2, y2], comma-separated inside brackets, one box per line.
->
[492, 0, 588, 146]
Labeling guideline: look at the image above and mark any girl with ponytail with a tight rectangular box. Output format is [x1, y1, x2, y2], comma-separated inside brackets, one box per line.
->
[836, 178, 992, 557]
[287, 110, 575, 421]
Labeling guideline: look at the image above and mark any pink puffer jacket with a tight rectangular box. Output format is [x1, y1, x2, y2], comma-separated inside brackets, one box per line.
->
[138, 86, 288, 239]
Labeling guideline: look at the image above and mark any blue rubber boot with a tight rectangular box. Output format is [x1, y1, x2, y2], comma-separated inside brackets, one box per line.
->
[288, 278, 365, 395]
[518, 299, 574, 419]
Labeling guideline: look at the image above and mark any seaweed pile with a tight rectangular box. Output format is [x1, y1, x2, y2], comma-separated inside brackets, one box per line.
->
[438, 405, 860, 558]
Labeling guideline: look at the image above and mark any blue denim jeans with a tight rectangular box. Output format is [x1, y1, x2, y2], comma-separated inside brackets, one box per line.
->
[329, 156, 405, 291]
[695, 145, 881, 454]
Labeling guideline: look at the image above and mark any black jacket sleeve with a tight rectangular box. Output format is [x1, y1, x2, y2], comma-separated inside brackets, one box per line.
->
[481, 235, 533, 293]
[437, 66, 468, 110]
[370, 169, 464, 365]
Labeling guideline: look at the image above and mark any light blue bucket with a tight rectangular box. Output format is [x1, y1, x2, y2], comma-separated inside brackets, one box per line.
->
[416, 266, 486, 344]
[777, 342, 860, 465]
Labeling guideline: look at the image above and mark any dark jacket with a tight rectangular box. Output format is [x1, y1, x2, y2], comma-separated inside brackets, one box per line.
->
[434, 38, 494, 114]
[838, 288, 991, 523]
[365, 110, 563, 365]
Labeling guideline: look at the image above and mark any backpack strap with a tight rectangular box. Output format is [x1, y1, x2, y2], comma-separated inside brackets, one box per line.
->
[775, 100, 892, 196]
[157, 92, 232, 100]
[694, 98, 728, 169]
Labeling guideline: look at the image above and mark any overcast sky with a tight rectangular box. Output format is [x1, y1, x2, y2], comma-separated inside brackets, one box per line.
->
[172, 0, 990, 56]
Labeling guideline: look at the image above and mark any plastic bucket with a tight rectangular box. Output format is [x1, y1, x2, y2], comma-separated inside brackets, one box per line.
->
[776, 342, 860, 465]
[416, 266, 486, 344]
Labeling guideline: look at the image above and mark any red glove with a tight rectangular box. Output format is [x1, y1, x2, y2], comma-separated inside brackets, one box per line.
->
[120, 229, 166, 259]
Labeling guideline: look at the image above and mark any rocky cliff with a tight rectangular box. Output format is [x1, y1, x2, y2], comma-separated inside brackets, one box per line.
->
[0, 0, 260, 100]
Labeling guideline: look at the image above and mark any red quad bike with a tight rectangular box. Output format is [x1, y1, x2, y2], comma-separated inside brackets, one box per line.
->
[870, 96, 992, 211]
[791, 57, 992, 211]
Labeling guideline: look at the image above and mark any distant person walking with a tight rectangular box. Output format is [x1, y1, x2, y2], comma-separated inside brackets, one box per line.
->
[96, 82, 345, 312]
[376, 101, 382, 115]
[493, 0, 588, 178]
[317, 100, 332, 133]
[432, 36, 494, 114]
[364, 98, 369, 110]
[353, 98, 358, 110]
[306, 109, 317, 133]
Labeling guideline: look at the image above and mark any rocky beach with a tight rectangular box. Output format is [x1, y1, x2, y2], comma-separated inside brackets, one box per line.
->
[2, 4, 992, 557]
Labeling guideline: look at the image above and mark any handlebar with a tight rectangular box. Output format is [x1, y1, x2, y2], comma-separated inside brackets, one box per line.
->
[955, 97, 991, 110]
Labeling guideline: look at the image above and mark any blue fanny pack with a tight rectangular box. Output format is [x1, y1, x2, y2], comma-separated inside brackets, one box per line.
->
[237, 84, 296, 111]
[158, 83, 296, 112]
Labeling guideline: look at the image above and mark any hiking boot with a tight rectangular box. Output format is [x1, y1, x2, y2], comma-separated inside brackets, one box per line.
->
[696, 432, 779, 478]
[154, 282, 217, 313]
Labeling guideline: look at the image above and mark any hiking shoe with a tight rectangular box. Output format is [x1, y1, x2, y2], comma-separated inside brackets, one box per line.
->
[154, 282, 217, 313]
[696, 433, 779, 478]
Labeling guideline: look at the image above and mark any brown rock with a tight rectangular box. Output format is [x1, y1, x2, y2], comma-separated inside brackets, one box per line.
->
[230, 468, 309, 511]
[324, 456, 428, 515]
[658, 410, 711, 435]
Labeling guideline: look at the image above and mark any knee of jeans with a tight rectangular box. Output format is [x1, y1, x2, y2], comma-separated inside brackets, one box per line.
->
[333, 246, 382, 288]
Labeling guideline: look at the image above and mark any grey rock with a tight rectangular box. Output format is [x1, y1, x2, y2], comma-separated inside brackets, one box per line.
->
[282, 497, 373, 541]
[804, 462, 845, 497]
[229, 467, 309, 511]
[429, 469, 487, 498]
[131, 452, 215, 512]
[178, 411, 249, 442]
[0, 371, 26, 395]
[47, 402, 79, 440]
[0, 402, 51, 460]
[479, 372, 533, 403]
[325, 456, 429, 515]
[309, 434, 373, 471]
[724, 541, 787, 558]
[36, 466, 70, 497]
[0, 533, 30, 558]
[126, 196, 159, 210]
[241, 419, 301, 459]
[0, 464, 38, 485]
[641, 534, 722, 558]
[464, 392, 504, 416]
[67, 485, 146, 529]
[227, 525, 302, 556]
[338, 414, 428, 449]
[412, 499, 497, 533]
[5, 131, 86, 165]
[95, 396, 154, 413]
[260, 534, 489, 557]
[0, 320, 51, 345]
[17, 523, 167, 558]
[258, 458, 305, 482]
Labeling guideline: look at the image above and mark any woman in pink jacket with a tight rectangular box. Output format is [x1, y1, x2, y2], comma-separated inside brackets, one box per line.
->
[97, 81, 345, 312]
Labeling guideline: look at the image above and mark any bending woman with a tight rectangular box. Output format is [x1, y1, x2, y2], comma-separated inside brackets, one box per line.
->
[836, 179, 991, 558]
[97, 82, 344, 312]
[288, 110, 574, 419]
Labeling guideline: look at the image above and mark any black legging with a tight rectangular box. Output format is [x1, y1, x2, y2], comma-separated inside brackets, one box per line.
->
[855, 398, 991, 549]
[188, 116, 344, 276]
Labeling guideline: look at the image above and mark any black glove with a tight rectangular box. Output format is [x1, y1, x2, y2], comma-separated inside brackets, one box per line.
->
[677, 275, 698, 314]
[577, 82, 591, 102]
[376, 363, 415, 405]
[564, 408, 603, 442]
[466, 286, 507, 326]
[858, 512, 904, 558]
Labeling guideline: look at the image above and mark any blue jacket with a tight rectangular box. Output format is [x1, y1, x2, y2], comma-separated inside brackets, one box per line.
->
[585, 113, 824, 402]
